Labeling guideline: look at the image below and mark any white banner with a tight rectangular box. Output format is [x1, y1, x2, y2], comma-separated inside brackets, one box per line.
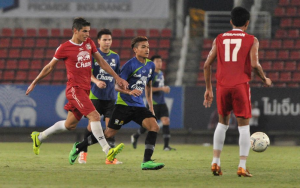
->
[0, 0, 169, 18]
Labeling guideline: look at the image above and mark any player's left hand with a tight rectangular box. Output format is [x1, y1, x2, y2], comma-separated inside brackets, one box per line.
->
[25, 83, 36, 95]
[162, 86, 170, 93]
[116, 77, 129, 89]
[96, 80, 106, 89]
[203, 90, 214, 108]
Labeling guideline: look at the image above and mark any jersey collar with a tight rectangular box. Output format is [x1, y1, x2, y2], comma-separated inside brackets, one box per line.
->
[69, 40, 83, 46]
[232, 29, 243, 32]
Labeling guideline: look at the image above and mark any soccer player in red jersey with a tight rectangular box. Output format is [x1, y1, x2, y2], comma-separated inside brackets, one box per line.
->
[26, 17, 128, 164]
[203, 7, 272, 177]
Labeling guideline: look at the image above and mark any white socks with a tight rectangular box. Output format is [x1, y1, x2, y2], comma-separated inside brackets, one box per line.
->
[213, 123, 229, 150]
[90, 121, 110, 154]
[212, 157, 220, 166]
[38, 120, 67, 142]
[238, 125, 250, 169]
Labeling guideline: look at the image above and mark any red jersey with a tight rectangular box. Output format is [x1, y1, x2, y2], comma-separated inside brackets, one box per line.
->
[54, 38, 97, 90]
[216, 29, 254, 87]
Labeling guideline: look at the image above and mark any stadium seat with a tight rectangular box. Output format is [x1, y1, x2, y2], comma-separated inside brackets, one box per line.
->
[32, 49, 45, 59]
[259, 39, 270, 49]
[111, 39, 121, 49]
[120, 60, 127, 67]
[295, 39, 300, 48]
[274, 83, 286, 87]
[63, 29, 73, 37]
[288, 29, 299, 38]
[287, 83, 299, 87]
[293, 18, 300, 27]
[274, 7, 285, 17]
[161, 29, 172, 38]
[269, 40, 282, 49]
[11, 38, 23, 48]
[52, 70, 66, 82]
[3, 70, 15, 81]
[6, 60, 18, 69]
[280, 18, 292, 28]
[197, 72, 205, 81]
[290, 50, 300, 59]
[38, 28, 48, 37]
[0, 38, 10, 48]
[292, 72, 300, 81]
[0, 59, 5, 70]
[279, 72, 291, 81]
[277, 50, 289, 59]
[27, 70, 40, 81]
[159, 39, 170, 48]
[112, 29, 122, 37]
[264, 50, 277, 60]
[0, 49, 8, 58]
[120, 49, 132, 59]
[15, 70, 28, 81]
[19, 60, 30, 70]
[8, 49, 20, 58]
[21, 49, 33, 59]
[275, 29, 287, 38]
[89, 28, 97, 38]
[23, 38, 35, 48]
[273, 61, 285, 70]
[56, 61, 66, 70]
[31, 60, 43, 70]
[203, 39, 213, 49]
[45, 49, 56, 59]
[124, 29, 135, 37]
[279, 0, 290, 6]
[261, 61, 272, 71]
[1, 28, 12, 36]
[26, 28, 37, 37]
[267, 72, 279, 82]
[36, 38, 48, 48]
[121, 39, 131, 48]
[149, 29, 160, 38]
[148, 39, 158, 48]
[201, 50, 210, 59]
[14, 28, 24, 37]
[136, 29, 147, 36]
[286, 7, 297, 16]
[285, 61, 296, 70]
[48, 38, 60, 48]
[51, 29, 61, 37]
[199, 61, 205, 70]
[160, 50, 169, 59]
[291, 0, 300, 6]
[282, 39, 294, 49]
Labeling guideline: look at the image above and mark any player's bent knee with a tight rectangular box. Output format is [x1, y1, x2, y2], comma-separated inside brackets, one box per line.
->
[87, 111, 100, 121]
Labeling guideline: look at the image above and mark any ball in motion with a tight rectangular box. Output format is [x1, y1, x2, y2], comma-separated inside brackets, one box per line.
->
[250, 132, 270, 152]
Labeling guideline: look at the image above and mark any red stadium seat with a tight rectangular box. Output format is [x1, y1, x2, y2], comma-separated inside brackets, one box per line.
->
[111, 39, 121, 49]
[52, 70, 66, 82]
[264, 50, 277, 60]
[0, 49, 8, 58]
[48, 38, 60, 48]
[120, 49, 132, 59]
[286, 7, 297, 16]
[149, 29, 160, 38]
[293, 18, 300, 27]
[258, 50, 265, 59]
[279, 0, 290, 6]
[19, 60, 30, 70]
[14, 28, 24, 37]
[288, 29, 299, 38]
[0, 60, 5, 70]
[148, 39, 158, 48]
[26, 28, 37, 37]
[121, 39, 131, 48]
[36, 38, 48, 48]
[136, 29, 147, 36]
[6, 60, 18, 69]
[277, 50, 289, 59]
[280, 18, 292, 27]
[112, 29, 122, 37]
[159, 39, 170, 48]
[260, 61, 272, 71]
[28, 70, 39, 81]
[295, 39, 300, 48]
[0, 38, 10, 48]
[124, 29, 135, 37]
[287, 83, 299, 87]
[56, 61, 66, 70]
[3, 70, 15, 81]
[31, 60, 43, 70]
[89, 28, 97, 38]
[269, 40, 282, 49]
[38, 28, 48, 37]
[23, 38, 35, 48]
[274, 7, 285, 17]
[45, 49, 56, 59]
[267, 72, 279, 82]
[197, 72, 205, 82]
[161, 29, 172, 38]
[291, 0, 300, 5]
[290, 50, 300, 60]
[21, 49, 33, 59]
[275, 29, 287, 38]
[285, 61, 296, 70]
[160, 50, 169, 59]
[292, 72, 300, 81]
[203, 39, 213, 49]
[280, 72, 291, 82]
[63, 29, 73, 37]
[15, 71, 28, 81]
[11, 38, 23, 48]
[8, 49, 20, 58]
[201, 50, 210, 59]
[282, 39, 294, 49]
[32, 49, 45, 59]
[51, 29, 61, 37]
[259, 39, 269, 49]
[1, 28, 12, 36]
[273, 61, 285, 70]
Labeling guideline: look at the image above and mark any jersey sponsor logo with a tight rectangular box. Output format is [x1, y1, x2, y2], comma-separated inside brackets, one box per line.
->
[76, 51, 92, 68]
[148, 69, 152, 78]
[85, 43, 91, 50]
[133, 74, 141, 77]
[114, 119, 119, 125]
[79, 47, 84, 51]
[222, 33, 245, 37]
[110, 59, 116, 67]
[131, 76, 147, 91]
[96, 68, 113, 82]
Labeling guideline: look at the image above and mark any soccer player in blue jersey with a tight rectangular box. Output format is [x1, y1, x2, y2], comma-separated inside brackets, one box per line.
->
[131, 55, 176, 151]
[73, 29, 122, 165]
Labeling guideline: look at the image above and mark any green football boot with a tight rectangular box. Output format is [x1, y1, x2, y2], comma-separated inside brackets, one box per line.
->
[106, 143, 124, 162]
[31, 131, 42, 155]
[141, 160, 165, 170]
[69, 142, 80, 165]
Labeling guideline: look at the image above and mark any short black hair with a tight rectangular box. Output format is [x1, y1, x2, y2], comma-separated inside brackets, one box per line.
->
[150, 55, 162, 61]
[72, 17, 90, 31]
[131, 36, 148, 49]
[97, 29, 112, 39]
[231, 7, 250, 27]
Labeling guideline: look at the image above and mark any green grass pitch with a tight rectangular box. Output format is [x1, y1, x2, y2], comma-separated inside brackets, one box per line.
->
[0, 143, 299, 188]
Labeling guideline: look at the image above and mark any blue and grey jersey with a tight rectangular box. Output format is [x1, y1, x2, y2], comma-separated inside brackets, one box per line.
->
[89, 49, 120, 100]
[116, 57, 155, 107]
[152, 70, 166, 104]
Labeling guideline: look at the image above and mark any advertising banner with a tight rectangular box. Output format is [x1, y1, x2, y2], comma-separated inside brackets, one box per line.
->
[0, 0, 169, 18]
[0, 85, 183, 129]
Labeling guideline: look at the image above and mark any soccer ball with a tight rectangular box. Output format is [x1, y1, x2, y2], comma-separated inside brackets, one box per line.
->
[250, 132, 270, 152]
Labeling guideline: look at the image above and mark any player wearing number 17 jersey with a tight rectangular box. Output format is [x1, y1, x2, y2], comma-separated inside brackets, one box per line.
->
[203, 7, 272, 177]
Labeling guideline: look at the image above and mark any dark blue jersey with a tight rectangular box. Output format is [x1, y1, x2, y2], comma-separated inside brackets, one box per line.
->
[89, 49, 120, 100]
[152, 70, 166, 104]
[116, 57, 155, 107]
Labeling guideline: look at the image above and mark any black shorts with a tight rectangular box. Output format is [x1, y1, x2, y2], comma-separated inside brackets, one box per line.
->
[147, 103, 169, 119]
[91, 99, 115, 119]
[108, 105, 156, 130]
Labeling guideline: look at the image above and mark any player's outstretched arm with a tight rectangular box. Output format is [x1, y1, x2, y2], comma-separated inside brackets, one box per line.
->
[250, 37, 272, 87]
[26, 58, 59, 95]
[93, 52, 128, 89]
[115, 84, 142, 97]
[203, 39, 217, 108]
[152, 86, 170, 93]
